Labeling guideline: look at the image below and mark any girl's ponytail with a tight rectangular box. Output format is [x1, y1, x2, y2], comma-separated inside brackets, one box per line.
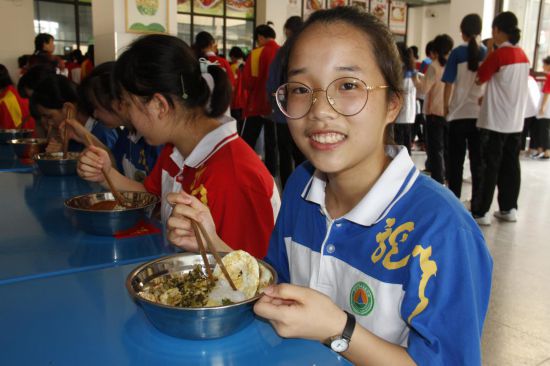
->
[493, 11, 521, 45]
[205, 65, 232, 118]
[460, 13, 482, 72]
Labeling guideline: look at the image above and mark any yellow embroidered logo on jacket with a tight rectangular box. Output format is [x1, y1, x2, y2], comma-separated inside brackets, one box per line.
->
[371, 218, 438, 323]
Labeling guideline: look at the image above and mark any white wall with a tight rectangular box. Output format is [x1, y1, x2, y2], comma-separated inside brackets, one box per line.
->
[0, 0, 35, 82]
[93, 0, 178, 64]
[407, 0, 495, 58]
[257, 0, 302, 45]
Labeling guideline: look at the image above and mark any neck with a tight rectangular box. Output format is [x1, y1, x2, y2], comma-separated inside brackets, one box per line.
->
[325, 146, 390, 219]
[171, 113, 221, 158]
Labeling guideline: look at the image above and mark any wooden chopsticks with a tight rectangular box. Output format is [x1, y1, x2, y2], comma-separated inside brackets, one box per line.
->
[62, 109, 71, 159]
[191, 218, 237, 291]
[84, 134, 129, 208]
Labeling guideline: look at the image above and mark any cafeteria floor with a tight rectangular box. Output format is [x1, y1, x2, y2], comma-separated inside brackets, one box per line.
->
[409, 150, 550, 366]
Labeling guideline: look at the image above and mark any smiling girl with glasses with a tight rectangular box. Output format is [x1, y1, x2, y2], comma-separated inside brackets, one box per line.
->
[167, 7, 492, 365]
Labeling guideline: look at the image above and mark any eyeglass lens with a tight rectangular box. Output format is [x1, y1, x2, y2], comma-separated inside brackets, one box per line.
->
[276, 78, 369, 119]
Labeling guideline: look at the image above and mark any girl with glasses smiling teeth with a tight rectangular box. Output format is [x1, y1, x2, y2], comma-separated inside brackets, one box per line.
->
[167, 7, 493, 365]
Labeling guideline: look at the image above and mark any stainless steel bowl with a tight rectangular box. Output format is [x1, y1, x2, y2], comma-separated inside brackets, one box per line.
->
[34, 152, 79, 176]
[126, 253, 278, 339]
[64, 191, 159, 235]
[7, 138, 47, 159]
[0, 129, 33, 144]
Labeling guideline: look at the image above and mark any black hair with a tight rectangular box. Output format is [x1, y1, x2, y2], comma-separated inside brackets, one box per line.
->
[493, 11, 521, 45]
[282, 7, 402, 144]
[284, 7, 402, 100]
[193, 31, 215, 58]
[432, 34, 454, 67]
[78, 62, 117, 116]
[229, 46, 245, 60]
[543, 56, 550, 65]
[34, 33, 54, 53]
[31, 74, 79, 112]
[254, 24, 276, 41]
[284, 16, 303, 36]
[18, 55, 29, 69]
[0, 65, 14, 89]
[409, 45, 419, 60]
[461, 13, 483, 72]
[85, 45, 94, 64]
[114, 34, 231, 119]
[17, 63, 56, 98]
[425, 41, 435, 57]
[70, 49, 84, 64]
[397, 42, 414, 72]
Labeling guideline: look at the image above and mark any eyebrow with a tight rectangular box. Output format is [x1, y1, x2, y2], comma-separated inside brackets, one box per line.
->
[288, 65, 362, 77]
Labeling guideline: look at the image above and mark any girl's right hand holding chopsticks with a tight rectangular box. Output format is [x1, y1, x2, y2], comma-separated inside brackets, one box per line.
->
[166, 191, 231, 253]
[77, 145, 112, 184]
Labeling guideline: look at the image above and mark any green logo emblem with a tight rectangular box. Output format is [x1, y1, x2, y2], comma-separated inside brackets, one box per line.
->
[350, 281, 375, 316]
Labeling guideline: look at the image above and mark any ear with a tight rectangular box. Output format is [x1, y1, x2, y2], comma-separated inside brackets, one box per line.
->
[150, 93, 171, 120]
[385, 92, 403, 125]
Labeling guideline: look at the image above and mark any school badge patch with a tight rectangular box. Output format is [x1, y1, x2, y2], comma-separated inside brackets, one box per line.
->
[350, 281, 375, 316]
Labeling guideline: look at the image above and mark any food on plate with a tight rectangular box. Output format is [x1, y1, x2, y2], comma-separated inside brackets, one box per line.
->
[135, 0, 159, 16]
[138, 250, 273, 307]
[373, 4, 386, 19]
[227, 0, 254, 11]
[88, 200, 134, 211]
[197, 0, 222, 9]
[308, 0, 322, 10]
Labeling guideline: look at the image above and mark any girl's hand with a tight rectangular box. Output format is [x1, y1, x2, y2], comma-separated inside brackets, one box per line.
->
[166, 191, 218, 252]
[254, 284, 347, 342]
[45, 136, 62, 153]
[77, 145, 111, 183]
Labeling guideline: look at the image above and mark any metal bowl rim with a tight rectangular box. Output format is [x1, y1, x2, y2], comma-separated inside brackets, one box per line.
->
[0, 128, 34, 133]
[64, 191, 159, 212]
[126, 252, 278, 311]
[33, 152, 80, 162]
[7, 138, 48, 145]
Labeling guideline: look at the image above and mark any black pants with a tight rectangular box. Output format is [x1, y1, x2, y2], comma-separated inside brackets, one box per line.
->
[393, 123, 413, 155]
[448, 119, 481, 201]
[413, 99, 425, 143]
[241, 116, 278, 176]
[426, 115, 448, 184]
[472, 129, 521, 216]
[536, 118, 550, 150]
[521, 117, 535, 150]
[277, 123, 305, 189]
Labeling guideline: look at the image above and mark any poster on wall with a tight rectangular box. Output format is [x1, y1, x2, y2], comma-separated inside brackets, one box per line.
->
[193, 0, 223, 16]
[350, 0, 367, 11]
[389, 0, 406, 35]
[287, 0, 301, 15]
[328, 0, 347, 8]
[177, 0, 191, 12]
[369, 0, 388, 24]
[126, 0, 169, 34]
[226, 0, 255, 19]
[303, 0, 325, 18]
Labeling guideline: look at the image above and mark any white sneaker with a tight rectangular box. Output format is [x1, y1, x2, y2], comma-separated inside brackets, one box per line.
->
[474, 214, 491, 226]
[494, 209, 517, 222]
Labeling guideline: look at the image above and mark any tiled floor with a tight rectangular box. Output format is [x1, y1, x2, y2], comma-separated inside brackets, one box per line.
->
[411, 150, 550, 366]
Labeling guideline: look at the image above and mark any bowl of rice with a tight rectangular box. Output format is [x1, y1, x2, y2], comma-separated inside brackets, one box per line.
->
[126, 251, 277, 339]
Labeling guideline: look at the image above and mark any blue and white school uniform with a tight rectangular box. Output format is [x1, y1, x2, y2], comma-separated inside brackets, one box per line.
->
[112, 128, 162, 183]
[266, 146, 493, 365]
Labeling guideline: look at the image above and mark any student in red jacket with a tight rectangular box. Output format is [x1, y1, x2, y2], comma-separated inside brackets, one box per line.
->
[241, 25, 280, 177]
[0, 64, 35, 130]
[193, 31, 235, 88]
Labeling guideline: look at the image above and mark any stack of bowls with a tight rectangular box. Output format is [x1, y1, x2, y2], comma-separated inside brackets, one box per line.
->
[7, 138, 48, 159]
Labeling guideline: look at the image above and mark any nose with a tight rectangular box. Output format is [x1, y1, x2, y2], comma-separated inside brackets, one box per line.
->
[310, 89, 337, 119]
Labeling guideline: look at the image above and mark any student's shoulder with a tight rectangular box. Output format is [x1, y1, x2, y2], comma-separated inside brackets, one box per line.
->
[405, 174, 480, 234]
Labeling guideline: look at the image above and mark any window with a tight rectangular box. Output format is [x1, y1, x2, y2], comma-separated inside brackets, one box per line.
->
[33, 0, 93, 55]
[501, 0, 550, 71]
[177, 0, 256, 57]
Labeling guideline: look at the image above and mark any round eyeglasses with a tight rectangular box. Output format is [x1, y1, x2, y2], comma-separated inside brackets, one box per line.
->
[274, 77, 388, 120]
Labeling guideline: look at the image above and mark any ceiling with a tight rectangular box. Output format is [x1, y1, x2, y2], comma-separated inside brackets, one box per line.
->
[406, 0, 451, 6]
